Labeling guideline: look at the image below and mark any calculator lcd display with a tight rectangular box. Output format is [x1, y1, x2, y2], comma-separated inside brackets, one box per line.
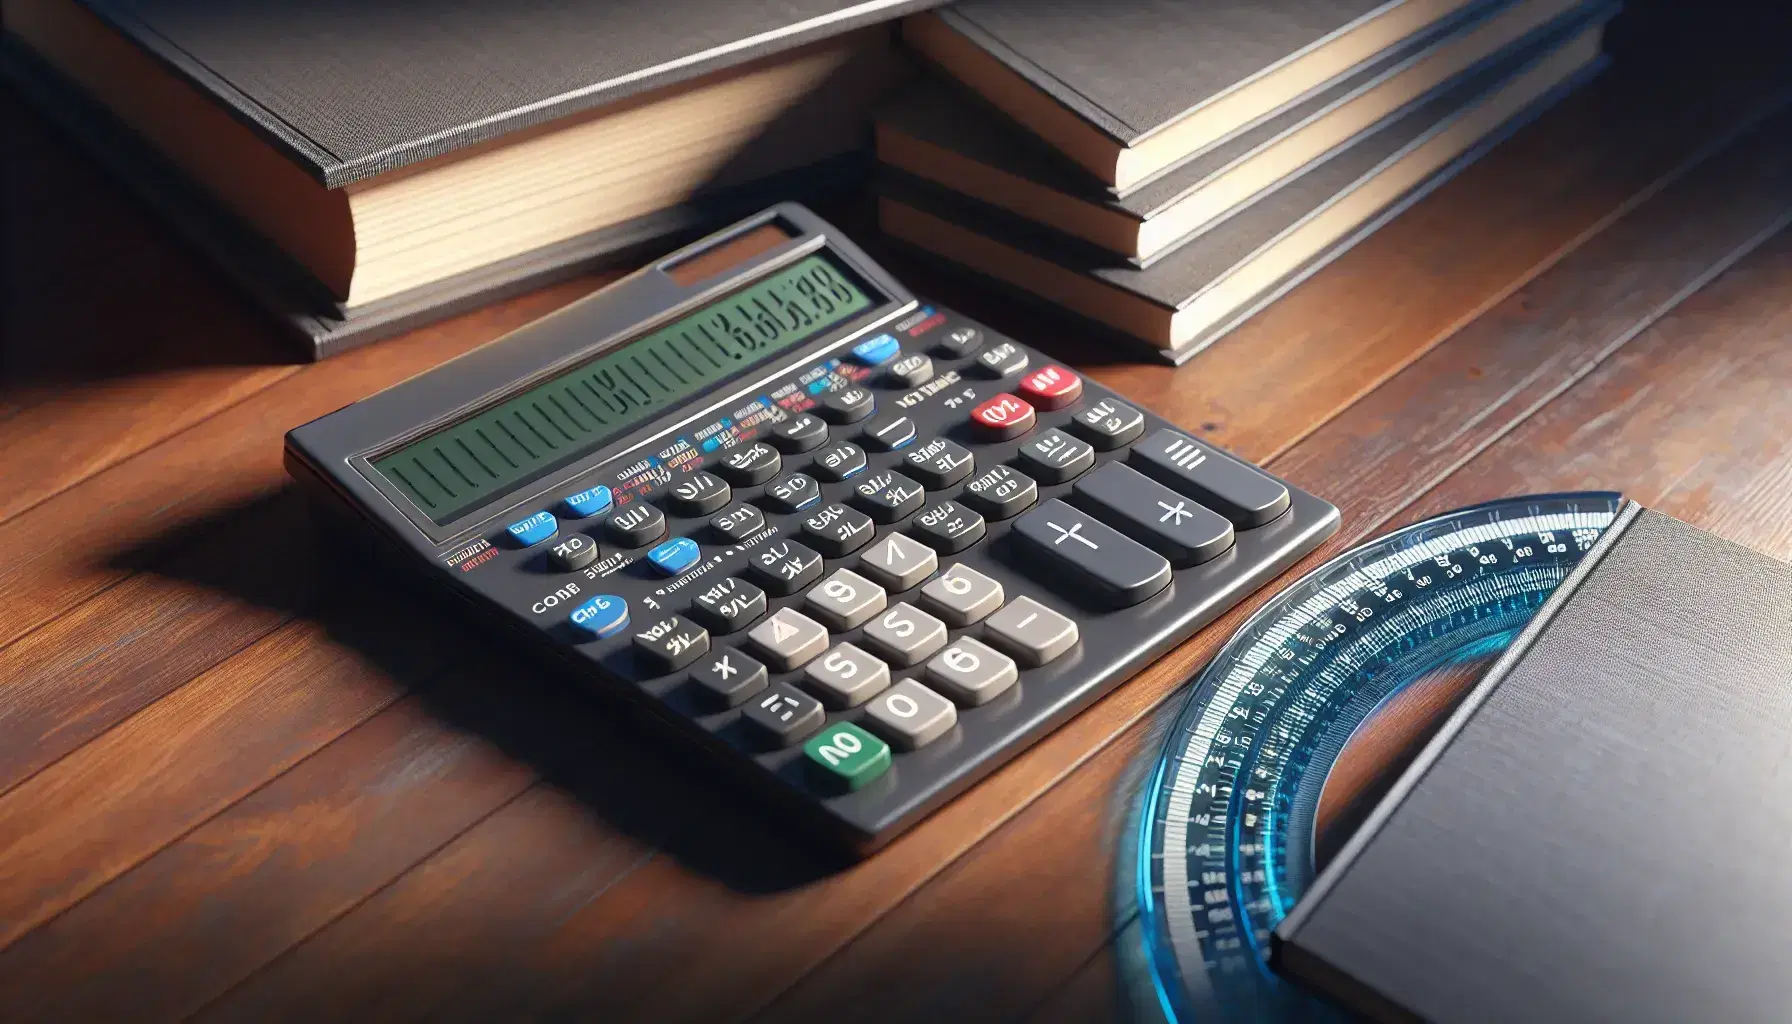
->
[372, 253, 876, 524]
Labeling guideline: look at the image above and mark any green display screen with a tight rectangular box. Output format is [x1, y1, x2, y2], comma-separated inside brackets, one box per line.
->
[373, 253, 875, 524]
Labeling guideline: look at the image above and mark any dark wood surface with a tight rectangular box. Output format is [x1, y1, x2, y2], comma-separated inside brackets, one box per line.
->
[6, 14, 1792, 1020]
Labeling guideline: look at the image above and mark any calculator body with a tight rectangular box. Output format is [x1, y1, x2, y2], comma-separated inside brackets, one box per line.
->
[285, 203, 1339, 852]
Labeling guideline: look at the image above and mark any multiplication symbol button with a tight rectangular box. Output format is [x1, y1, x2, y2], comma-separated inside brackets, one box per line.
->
[856, 532, 938, 591]
[984, 596, 1079, 667]
[688, 648, 768, 709]
[743, 684, 825, 747]
[851, 470, 926, 523]
[665, 470, 731, 517]
[924, 637, 1017, 707]
[861, 602, 949, 667]
[1129, 428, 1291, 528]
[919, 564, 1004, 627]
[631, 614, 710, 675]
[747, 608, 830, 672]
[746, 540, 825, 596]
[803, 568, 887, 631]
[864, 679, 957, 751]
[1072, 461, 1233, 566]
[911, 500, 985, 554]
[1010, 499, 1172, 608]
[802, 642, 891, 709]
[690, 576, 767, 634]
[1016, 428, 1095, 485]
[716, 442, 781, 485]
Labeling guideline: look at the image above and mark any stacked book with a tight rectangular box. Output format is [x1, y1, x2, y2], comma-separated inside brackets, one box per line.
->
[1, 0, 937, 358]
[876, 0, 1616, 363]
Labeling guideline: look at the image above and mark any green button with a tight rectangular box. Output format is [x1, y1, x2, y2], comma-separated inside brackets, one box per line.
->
[802, 721, 891, 793]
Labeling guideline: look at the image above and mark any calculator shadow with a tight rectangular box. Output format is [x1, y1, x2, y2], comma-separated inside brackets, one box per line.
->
[113, 486, 853, 894]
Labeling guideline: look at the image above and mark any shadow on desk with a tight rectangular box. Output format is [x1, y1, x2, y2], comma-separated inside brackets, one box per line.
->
[109, 486, 855, 895]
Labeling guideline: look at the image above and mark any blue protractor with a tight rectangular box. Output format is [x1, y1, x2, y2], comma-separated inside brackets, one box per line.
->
[1135, 492, 1624, 1023]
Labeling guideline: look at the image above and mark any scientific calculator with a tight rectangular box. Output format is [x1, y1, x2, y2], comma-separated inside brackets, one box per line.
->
[285, 204, 1340, 851]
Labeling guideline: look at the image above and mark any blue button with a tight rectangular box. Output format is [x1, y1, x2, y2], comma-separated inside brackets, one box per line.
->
[505, 511, 557, 547]
[850, 334, 901, 366]
[569, 594, 629, 638]
[563, 485, 613, 519]
[646, 536, 701, 576]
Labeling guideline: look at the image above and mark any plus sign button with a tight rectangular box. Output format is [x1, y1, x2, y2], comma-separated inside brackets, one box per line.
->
[1009, 499, 1171, 608]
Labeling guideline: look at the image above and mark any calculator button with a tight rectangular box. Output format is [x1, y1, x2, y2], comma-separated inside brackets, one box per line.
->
[631, 614, 710, 676]
[962, 465, 1038, 521]
[911, 500, 986, 554]
[803, 568, 888, 631]
[1011, 499, 1172, 608]
[856, 532, 938, 591]
[568, 594, 629, 639]
[817, 386, 875, 424]
[802, 642, 892, 709]
[1073, 462, 1234, 566]
[562, 485, 614, 519]
[975, 341, 1029, 379]
[546, 533, 599, 573]
[864, 679, 958, 751]
[903, 438, 975, 489]
[803, 721, 891, 793]
[885, 353, 934, 389]
[688, 648, 768, 709]
[850, 333, 901, 366]
[665, 471, 731, 517]
[743, 684, 825, 747]
[769, 413, 828, 453]
[747, 608, 830, 672]
[1130, 428, 1291, 528]
[762, 471, 822, 513]
[861, 602, 949, 667]
[689, 576, 767, 634]
[919, 563, 1005, 627]
[716, 442, 781, 485]
[801, 503, 877, 558]
[1018, 365, 1083, 410]
[860, 412, 918, 452]
[606, 504, 666, 548]
[984, 596, 1080, 667]
[924, 637, 1018, 707]
[851, 470, 926, 523]
[970, 394, 1036, 441]
[505, 511, 557, 548]
[1016, 429, 1096, 485]
[645, 536, 701, 576]
[1069, 398, 1145, 451]
[935, 325, 983, 358]
[746, 540, 825, 596]
[710, 502, 766, 544]
[811, 442, 868, 482]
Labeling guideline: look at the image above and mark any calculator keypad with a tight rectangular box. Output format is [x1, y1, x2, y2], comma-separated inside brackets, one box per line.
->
[442, 303, 1335, 849]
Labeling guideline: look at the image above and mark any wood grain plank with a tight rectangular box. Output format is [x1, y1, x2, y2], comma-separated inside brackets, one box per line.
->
[0, 579, 451, 949]
[166, 63, 1792, 1024]
[0, 272, 609, 652]
[0, 695, 534, 1023]
[754, 110, 1792, 1024]
[0, 88, 298, 520]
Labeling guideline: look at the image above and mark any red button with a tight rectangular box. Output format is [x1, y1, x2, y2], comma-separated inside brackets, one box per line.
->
[1018, 365, 1082, 410]
[970, 393, 1036, 440]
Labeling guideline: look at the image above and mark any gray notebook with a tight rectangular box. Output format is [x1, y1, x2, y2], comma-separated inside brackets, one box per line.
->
[1275, 504, 1792, 1023]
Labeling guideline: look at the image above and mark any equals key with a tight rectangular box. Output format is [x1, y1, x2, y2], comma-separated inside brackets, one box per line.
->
[1129, 429, 1290, 529]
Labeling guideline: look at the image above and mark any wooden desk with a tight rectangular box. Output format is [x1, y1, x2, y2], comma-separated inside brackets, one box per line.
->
[5, 36, 1792, 1023]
